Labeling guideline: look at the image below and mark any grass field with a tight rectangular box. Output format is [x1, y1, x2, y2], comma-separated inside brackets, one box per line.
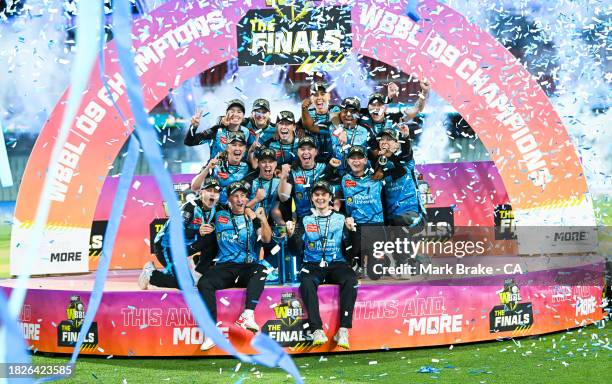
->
[30, 321, 612, 383]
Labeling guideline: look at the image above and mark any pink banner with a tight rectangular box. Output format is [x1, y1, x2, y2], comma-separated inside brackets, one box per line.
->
[4, 267, 604, 356]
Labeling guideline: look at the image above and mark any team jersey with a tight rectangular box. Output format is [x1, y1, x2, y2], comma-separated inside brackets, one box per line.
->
[211, 162, 252, 204]
[341, 172, 385, 224]
[214, 210, 259, 264]
[249, 176, 281, 217]
[155, 200, 216, 251]
[302, 212, 348, 264]
[184, 123, 253, 159]
[245, 118, 276, 143]
[330, 123, 372, 173]
[288, 163, 329, 219]
[383, 158, 422, 217]
[263, 137, 299, 166]
[305, 105, 340, 161]
[359, 114, 395, 136]
[210, 126, 253, 158]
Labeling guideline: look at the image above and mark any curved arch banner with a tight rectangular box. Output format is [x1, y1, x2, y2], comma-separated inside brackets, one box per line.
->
[11, 0, 593, 275]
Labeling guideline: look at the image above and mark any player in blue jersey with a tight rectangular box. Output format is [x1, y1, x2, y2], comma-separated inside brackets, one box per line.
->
[184, 99, 254, 158]
[191, 131, 254, 205]
[329, 97, 372, 173]
[375, 128, 425, 228]
[138, 178, 221, 290]
[197, 181, 272, 351]
[359, 92, 395, 137]
[244, 98, 276, 144]
[384, 78, 430, 123]
[290, 180, 357, 349]
[278, 136, 341, 267]
[257, 111, 299, 167]
[340, 145, 407, 277]
[300, 81, 340, 162]
[246, 147, 282, 219]
[244, 147, 285, 278]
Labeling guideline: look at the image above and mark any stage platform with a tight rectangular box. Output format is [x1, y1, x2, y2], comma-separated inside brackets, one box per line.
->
[1, 268, 604, 357]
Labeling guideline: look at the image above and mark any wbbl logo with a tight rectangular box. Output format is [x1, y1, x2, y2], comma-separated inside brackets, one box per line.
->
[57, 295, 99, 349]
[489, 279, 534, 333]
[262, 292, 313, 349]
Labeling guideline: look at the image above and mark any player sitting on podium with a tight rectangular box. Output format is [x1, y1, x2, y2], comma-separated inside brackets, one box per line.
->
[197, 180, 272, 351]
[288, 180, 358, 349]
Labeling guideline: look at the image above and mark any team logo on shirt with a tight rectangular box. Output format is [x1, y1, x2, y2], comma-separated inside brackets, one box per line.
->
[344, 179, 357, 188]
[217, 216, 229, 224]
[346, 197, 353, 204]
[307, 242, 316, 250]
[306, 224, 319, 232]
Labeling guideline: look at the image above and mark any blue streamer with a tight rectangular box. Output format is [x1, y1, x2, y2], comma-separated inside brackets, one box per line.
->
[406, 0, 421, 22]
[111, 0, 302, 381]
[69, 137, 140, 365]
[0, 289, 32, 383]
[66, 4, 142, 374]
[4, 0, 102, 381]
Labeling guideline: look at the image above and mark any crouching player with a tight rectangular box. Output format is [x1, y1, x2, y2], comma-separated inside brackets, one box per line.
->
[197, 181, 272, 351]
[291, 180, 358, 349]
[138, 178, 221, 290]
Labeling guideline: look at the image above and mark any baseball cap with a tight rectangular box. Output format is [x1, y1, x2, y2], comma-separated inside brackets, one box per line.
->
[378, 128, 399, 141]
[227, 130, 247, 144]
[201, 177, 221, 191]
[311, 180, 333, 195]
[298, 136, 317, 148]
[228, 181, 249, 195]
[347, 145, 367, 158]
[368, 92, 386, 105]
[310, 81, 328, 94]
[252, 98, 270, 112]
[227, 99, 246, 113]
[276, 110, 296, 124]
[340, 97, 361, 111]
[257, 147, 277, 161]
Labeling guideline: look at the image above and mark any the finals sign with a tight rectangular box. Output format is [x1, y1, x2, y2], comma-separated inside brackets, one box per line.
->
[237, 5, 352, 67]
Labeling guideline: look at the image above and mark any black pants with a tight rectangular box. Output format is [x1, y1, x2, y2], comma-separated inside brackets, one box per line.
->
[197, 263, 267, 322]
[288, 220, 305, 270]
[349, 223, 389, 280]
[389, 210, 425, 232]
[299, 262, 358, 330]
[150, 243, 180, 288]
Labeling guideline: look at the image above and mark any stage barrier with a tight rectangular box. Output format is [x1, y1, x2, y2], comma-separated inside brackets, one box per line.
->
[3, 267, 605, 356]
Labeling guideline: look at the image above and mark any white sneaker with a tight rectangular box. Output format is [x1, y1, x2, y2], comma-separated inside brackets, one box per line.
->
[235, 309, 259, 333]
[200, 336, 216, 351]
[189, 257, 202, 286]
[333, 327, 350, 349]
[311, 329, 328, 346]
[138, 262, 155, 290]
